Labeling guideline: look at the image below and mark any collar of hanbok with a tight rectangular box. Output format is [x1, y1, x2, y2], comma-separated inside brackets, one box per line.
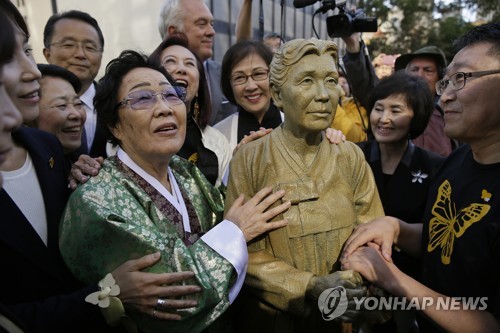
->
[116, 147, 191, 232]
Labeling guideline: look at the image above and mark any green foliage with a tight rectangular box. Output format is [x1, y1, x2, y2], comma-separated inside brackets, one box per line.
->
[357, 0, 499, 57]
[427, 17, 475, 63]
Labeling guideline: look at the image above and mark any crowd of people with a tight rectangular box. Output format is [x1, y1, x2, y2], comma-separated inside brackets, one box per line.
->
[0, 0, 499, 332]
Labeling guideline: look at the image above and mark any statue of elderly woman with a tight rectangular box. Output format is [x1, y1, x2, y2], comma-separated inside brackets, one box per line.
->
[225, 38, 385, 332]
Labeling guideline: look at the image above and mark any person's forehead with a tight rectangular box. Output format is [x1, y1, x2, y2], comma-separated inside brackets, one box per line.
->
[447, 43, 496, 73]
[181, 1, 213, 22]
[40, 76, 76, 97]
[407, 57, 438, 68]
[52, 18, 99, 39]
[121, 68, 170, 90]
[162, 45, 196, 60]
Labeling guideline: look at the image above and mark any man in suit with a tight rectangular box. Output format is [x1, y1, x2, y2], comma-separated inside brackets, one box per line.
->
[158, 0, 237, 125]
[43, 10, 107, 158]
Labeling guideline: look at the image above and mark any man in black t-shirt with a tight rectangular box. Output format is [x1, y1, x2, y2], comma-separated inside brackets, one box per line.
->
[341, 22, 500, 333]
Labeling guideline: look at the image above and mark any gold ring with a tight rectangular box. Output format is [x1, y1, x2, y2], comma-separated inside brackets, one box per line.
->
[152, 309, 157, 318]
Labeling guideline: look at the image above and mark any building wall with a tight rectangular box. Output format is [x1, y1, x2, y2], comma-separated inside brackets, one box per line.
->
[12, 0, 342, 80]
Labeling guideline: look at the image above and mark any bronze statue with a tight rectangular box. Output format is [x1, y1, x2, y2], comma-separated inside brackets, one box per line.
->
[225, 38, 385, 332]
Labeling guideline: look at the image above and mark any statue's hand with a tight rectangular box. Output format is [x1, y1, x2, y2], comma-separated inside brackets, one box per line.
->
[307, 270, 368, 322]
[306, 270, 364, 301]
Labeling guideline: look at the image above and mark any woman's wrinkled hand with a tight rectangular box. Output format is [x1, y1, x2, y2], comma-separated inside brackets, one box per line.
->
[341, 216, 400, 262]
[225, 186, 290, 242]
[68, 155, 104, 190]
[325, 128, 346, 144]
[112, 252, 202, 320]
[233, 127, 273, 156]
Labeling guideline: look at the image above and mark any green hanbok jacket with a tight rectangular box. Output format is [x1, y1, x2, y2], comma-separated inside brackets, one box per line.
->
[60, 155, 238, 333]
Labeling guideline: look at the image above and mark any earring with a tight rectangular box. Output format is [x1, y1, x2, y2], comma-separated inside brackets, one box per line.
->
[193, 97, 200, 123]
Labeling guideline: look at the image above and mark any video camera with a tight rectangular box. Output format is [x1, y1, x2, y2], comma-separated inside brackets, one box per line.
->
[293, 0, 378, 38]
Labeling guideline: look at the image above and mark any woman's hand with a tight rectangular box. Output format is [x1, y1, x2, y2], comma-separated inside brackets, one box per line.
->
[68, 155, 104, 190]
[341, 245, 400, 293]
[233, 127, 273, 156]
[225, 186, 290, 242]
[325, 128, 346, 144]
[341, 216, 400, 262]
[111, 252, 201, 320]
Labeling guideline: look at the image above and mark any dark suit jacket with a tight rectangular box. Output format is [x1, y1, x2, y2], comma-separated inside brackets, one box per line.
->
[0, 128, 113, 333]
[357, 140, 444, 279]
[0, 303, 28, 333]
[89, 122, 108, 158]
[205, 59, 237, 125]
[71, 122, 108, 162]
[72, 82, 108, 160]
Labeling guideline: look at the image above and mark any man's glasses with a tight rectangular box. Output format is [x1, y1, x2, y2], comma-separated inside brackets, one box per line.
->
[117, 86, 186, 110]
[230, 69, 269, 86]
[435, 69, 500, 95]
[49, 40, 103, 54]
[40, 99, 85, 112]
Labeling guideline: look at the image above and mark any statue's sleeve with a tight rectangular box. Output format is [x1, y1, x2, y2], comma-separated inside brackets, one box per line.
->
[245, 247, 315, 316]
[349, 144, 385, 224]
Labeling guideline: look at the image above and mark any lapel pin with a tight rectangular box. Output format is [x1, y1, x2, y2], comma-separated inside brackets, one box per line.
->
[49, 157, 55, 169]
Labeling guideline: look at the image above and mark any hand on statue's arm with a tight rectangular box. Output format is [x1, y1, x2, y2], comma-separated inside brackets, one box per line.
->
[68, 154, 104, 190]
[325, 128, 346, 144]
[341, 216, 401, 262]
[233, 127, 273, 156]
[341, 216, 423, 262]
[111, 252, 201, 320]
[342, 246, 500, 332]
[225, 186, 290, 242]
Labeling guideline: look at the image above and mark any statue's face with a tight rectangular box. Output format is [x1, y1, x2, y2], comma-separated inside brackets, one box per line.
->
[274, 52, 340, 136]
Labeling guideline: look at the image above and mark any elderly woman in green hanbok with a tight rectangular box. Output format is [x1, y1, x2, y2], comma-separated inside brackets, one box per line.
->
[59, 50, 290, 333]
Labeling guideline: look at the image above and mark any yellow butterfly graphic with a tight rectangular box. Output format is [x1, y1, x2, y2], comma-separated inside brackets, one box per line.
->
[427, 180, 490, 265]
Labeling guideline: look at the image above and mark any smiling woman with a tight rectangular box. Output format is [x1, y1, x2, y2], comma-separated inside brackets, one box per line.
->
[30, 63, 86, 160]
[215, 40, 283, 153]
[149, 33, 231, 187]
[59, 49, 291, 332]
[0, 8, 22, 190]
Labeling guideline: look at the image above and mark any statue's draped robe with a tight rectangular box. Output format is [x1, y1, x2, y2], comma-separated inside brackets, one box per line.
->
[60, 155, 238, 333]
[226, 127, 384, 332]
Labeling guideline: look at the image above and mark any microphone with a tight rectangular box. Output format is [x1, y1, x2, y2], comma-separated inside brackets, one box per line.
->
[293, 0, 318, 8]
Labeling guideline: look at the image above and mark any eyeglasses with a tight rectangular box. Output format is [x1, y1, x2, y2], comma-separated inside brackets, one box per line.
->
[435, 69, 500, 95]
[40, 99, 85, 112]
[117, 86, 186, 110]
[230, 69, 269, 86]
[49, 40, 103, 54]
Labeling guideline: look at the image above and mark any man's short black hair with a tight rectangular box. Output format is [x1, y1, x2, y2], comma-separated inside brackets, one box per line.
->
[43, 10, 104, 50]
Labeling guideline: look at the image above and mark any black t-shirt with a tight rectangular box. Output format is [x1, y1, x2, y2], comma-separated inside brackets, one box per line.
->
[419, 145, 500, 332]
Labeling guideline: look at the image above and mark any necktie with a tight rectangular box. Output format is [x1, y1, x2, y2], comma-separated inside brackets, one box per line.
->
[81, 127, 89, 154]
